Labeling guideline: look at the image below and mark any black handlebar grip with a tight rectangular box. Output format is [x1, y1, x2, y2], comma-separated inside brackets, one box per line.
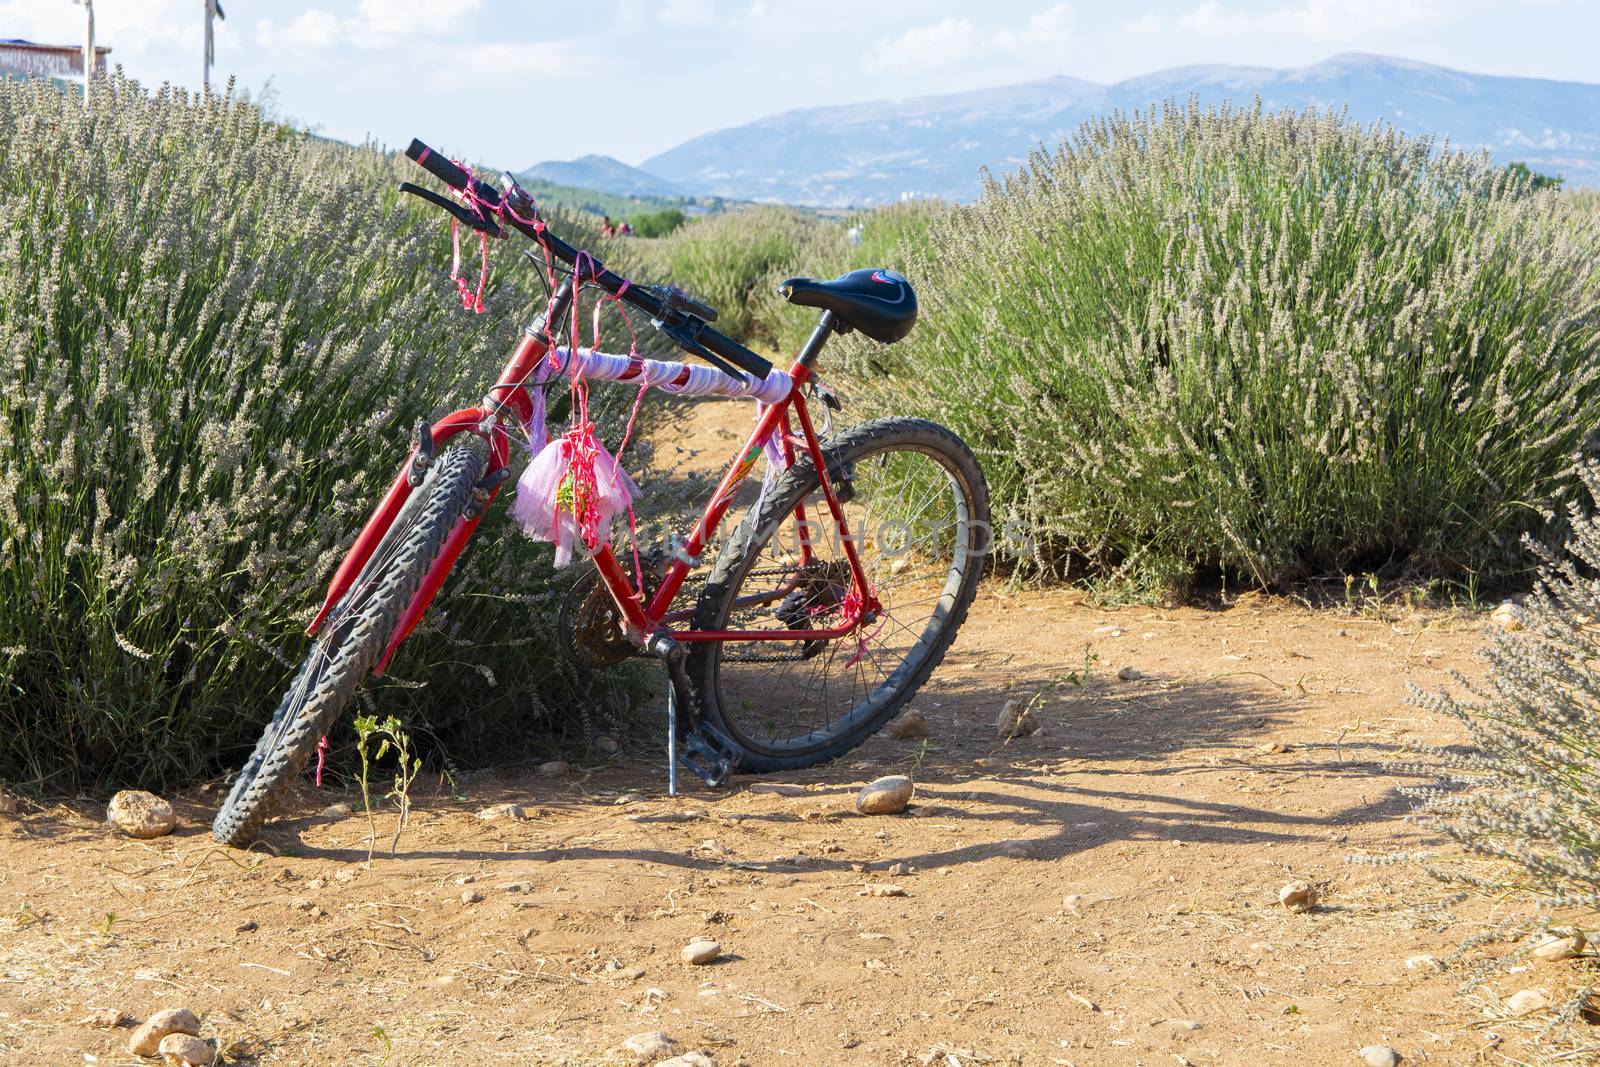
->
[406, 139, 472, 190]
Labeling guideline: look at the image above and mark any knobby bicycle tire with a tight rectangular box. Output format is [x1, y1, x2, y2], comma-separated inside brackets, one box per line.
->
[211, 437, 487, 847]
[687, 417, 990, 772]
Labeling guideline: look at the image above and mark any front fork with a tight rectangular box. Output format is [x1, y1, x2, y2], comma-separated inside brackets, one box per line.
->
[308, 407, 513, 675]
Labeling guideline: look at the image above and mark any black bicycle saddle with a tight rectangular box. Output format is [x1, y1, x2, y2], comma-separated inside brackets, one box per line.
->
[777, 268, 918, 343]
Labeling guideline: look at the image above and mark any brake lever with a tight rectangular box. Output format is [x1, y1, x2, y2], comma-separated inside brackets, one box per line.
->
[653, 315, 747, 385]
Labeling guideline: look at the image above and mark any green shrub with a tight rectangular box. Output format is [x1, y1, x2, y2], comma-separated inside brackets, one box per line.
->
[845, 101, 1600, 597]
[630, 207, 687, 239]
[0, 76, 647, 793]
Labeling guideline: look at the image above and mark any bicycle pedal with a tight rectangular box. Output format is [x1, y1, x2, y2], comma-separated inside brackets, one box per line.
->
[680, 725, 738, 788]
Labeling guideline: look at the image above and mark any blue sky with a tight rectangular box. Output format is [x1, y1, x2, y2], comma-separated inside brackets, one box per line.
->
[5, 1, 1596, 168]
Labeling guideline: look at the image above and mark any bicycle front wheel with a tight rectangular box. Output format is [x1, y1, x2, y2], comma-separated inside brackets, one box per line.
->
[687, 417, 990, 771]
[211, 436, 487, 847]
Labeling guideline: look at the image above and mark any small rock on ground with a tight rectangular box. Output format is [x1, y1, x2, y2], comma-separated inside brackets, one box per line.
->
[158, 1033, 217, 1066]
[1116, 666, 1142, 681]
[995, 698, 1039, 739]
[1507, 988, 1550, 1015]
[999, 839, 1035, 859]
[595, 736, 620, 754]
[460, 889, 484, 905]
[680, 939, 721, 965]
[1491, 601, 1523, 630]
[1278, 880, 1319, 912]
[0, 791, 16, 815]
[887, 709, 927, 739]
[859, 884, 907, 897]
[621, 1030, 676, 1061]
[1404, 954, 1442, 972]
[658, 1054, 715, 1067]
[1532, 930, 1586, 961]
[75, 1008, 126, 1027]
[747, 782, 807, 797]
[856, 775, 913, 815]
[476, 803, 526, 821]
[537, 760, 570, 777]
[106, 790, 176, 839]
[320, 802, 352, 819]
[127, 1008, 201, 1056]
[1358, 1045, 1401, 1067]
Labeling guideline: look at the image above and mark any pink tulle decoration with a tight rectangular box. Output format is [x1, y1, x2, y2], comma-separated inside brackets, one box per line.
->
[510, 424, 637, 567]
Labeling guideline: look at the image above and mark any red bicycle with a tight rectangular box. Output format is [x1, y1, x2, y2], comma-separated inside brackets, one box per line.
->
[212, 139, 991, 846]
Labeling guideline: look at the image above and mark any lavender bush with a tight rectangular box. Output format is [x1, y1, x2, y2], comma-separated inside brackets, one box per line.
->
[0, 76, 644, 792]
[1409, 462, 1600, 911]
[844, 101, 1600, 598]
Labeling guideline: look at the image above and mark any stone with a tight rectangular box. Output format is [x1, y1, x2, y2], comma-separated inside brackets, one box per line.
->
[127, 1008, 201, 1057]
[460, 888, 483, 905]
[157, 1033, 217, 1066]
[0, 791, 16, 815]
[680, 939, 721, 965]
[1404, 954, 1442, 972]
[1254, 742, 1290, 755]
[1357, 1046, 1401, 1067]
[1532, 930, 1586, 962]
[106, 790, 176, 839]
[76, 1008, 126, 1027]
[855, 776, 914, 815]
[497, 881, 533, 894]
[1506, 988, 1550, 1015]
[595, 736, 620, 755]
[1278, 881, 1319, 912]
[615, 793, 646, 805]
[1062, 894, 1084, 914]
[320, 802, 352, 819]
[748, 782, 807, 797]
[234, 920, 258, 933]
[288, 897, 315, 911]
[476, 803, 526, 821]
[537, 760, 570, 777]
[1116, 666, 1143, 681]
[621, 1031, 676, 1062]
[887, 709, 927, 740]
[996, 699, 1039, 740]
[859, 884, 907, 897]
[1491, 602, 1524, 631]
[658, 1055, 715, 1067]
[999, 839, 1035, 859]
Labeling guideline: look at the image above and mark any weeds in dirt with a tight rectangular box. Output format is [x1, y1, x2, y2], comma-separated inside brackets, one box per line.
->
[354, 714, 422, 859]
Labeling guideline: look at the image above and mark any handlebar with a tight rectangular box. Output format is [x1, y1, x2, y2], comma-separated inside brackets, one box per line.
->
[401, 138, 773, 383]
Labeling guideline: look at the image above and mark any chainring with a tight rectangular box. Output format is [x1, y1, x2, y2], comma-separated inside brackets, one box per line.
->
[557, 555, 667, 669]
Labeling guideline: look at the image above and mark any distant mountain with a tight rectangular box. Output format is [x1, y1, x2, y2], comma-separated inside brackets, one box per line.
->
[639, 54, 1600, 206]
[521, 154, 689, 200]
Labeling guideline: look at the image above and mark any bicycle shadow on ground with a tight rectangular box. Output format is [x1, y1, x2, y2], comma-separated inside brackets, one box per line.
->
[275, 668, 1448, 875]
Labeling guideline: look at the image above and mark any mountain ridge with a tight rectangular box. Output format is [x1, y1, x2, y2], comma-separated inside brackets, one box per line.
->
[633, 53, 1600, 206]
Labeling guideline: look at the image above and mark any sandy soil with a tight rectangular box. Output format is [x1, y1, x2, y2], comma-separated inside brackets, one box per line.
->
[0, 402, 1589, 1067]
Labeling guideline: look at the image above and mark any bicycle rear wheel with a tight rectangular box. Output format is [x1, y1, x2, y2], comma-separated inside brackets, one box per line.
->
[211, 436, 487, 847]
[686, 417, 989, 771]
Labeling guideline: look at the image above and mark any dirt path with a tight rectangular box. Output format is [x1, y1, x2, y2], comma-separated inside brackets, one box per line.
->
[0, 402, 1578, 1066]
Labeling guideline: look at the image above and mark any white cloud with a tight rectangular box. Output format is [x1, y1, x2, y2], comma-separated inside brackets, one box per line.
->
[257, 0, 485, 56]
[863, 17, 979, 74]
[661, 0, 715, 27]
[1127, 0, 1445, 38]
[424, 39, 591, 89]
[864, 5, 1074, 76]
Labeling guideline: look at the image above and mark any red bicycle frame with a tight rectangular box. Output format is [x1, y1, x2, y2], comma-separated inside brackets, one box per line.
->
[307, 296, 876, 676]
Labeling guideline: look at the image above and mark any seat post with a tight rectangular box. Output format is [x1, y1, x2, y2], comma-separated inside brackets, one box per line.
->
[794, 310, 838, 370]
